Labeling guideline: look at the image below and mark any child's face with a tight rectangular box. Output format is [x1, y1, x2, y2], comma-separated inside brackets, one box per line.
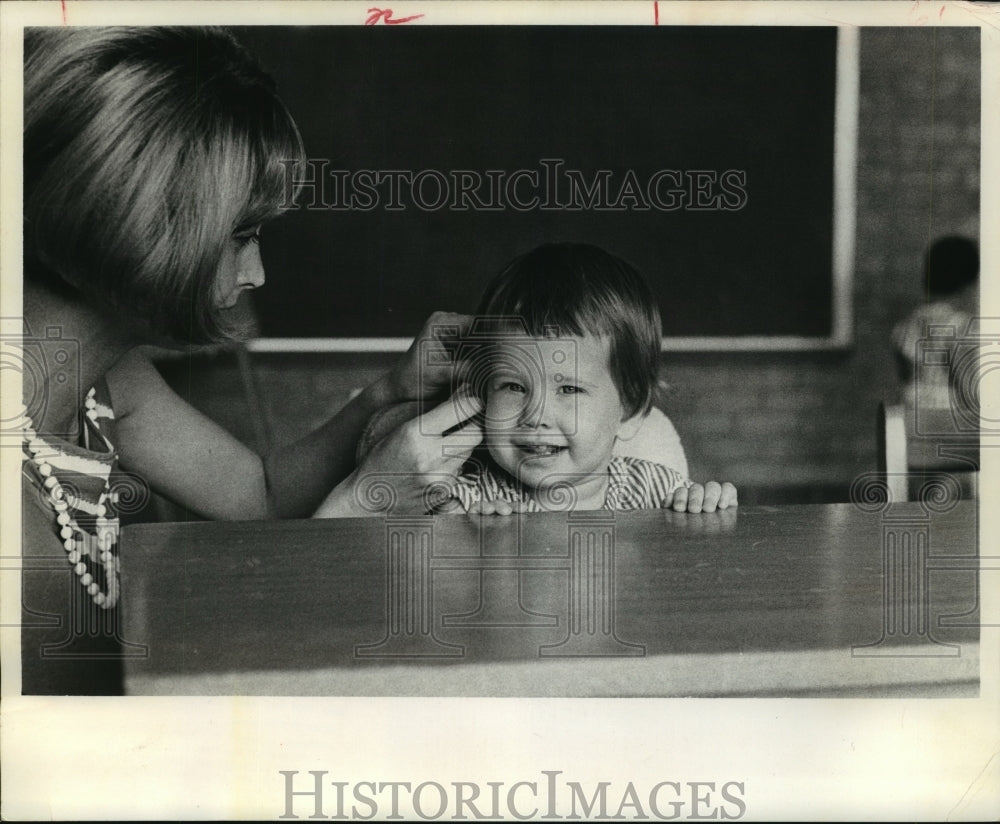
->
[484, 333, 634, 501]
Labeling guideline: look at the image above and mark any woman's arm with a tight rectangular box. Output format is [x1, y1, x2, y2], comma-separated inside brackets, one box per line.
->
[107, 350, 268, 519]
[105, 348, 392, 519]
[106, 312, 474, 520]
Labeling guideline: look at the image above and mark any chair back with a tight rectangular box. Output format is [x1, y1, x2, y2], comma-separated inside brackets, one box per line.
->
[877, 401, 978, 502]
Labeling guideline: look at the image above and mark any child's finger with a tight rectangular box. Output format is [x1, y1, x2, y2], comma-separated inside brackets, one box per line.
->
[701, 481, 722, 512]
[720, 482, 739, 509]
[686, 483, 705, 513]
[672, 486, 689, 512]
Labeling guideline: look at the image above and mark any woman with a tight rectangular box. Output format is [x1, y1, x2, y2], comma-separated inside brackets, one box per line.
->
[19, 27, 481, 693]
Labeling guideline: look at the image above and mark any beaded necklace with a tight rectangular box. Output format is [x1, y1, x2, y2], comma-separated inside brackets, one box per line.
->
[19, 387, 119, 609]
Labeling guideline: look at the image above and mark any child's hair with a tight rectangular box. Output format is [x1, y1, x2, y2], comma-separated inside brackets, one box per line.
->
[924, 235, 979, 297]
[475, 243, 662, 418]
[23, 27, 305, 344]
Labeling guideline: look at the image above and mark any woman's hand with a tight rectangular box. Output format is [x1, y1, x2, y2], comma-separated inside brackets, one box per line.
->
[382, 311, 475, 404]
[313, 389, 483, 517]
[668, 481, 738, 513]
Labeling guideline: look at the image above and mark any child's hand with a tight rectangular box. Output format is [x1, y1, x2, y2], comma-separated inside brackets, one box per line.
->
[469, 499, 528, 516]
[669, 482, 738, 513]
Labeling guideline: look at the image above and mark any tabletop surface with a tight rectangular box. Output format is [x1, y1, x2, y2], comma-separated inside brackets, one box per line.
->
[120, 501, 980, 696]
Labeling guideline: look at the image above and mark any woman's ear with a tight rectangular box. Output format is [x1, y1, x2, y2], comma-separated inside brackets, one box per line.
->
[615, 409, 647, 442]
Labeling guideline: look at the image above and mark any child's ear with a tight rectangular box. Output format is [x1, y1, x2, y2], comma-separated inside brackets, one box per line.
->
[615, 409, 647, 442]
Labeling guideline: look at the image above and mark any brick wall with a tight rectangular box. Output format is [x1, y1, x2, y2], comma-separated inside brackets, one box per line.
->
[161, 27, 980, 509]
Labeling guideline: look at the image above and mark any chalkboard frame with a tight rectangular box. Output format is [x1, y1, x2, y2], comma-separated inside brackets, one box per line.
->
[245, 26, 858, 355]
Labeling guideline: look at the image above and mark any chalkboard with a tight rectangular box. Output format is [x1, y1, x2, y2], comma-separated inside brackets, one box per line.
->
[232, 26, 853, 351]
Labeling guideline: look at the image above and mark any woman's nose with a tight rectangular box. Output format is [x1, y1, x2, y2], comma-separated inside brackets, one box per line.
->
[239, 244, 266, 289]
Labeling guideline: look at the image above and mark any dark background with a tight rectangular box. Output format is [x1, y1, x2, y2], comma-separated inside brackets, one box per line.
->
[233, 26, 837, 341]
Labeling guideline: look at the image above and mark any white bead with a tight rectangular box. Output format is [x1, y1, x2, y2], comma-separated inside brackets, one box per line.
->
[74, 562, 86, 576]
[53, 500, 68, 512]
[67, 550, 80, 562]
[43, 475, 59, 490]
[96, 516, 108, 528]
[95, 504, 106, 517]
[80, 572, 93, 587]
[100, 550, 112, 564]
[28, 439, 45, 454]
[57, 512, 71, 526]
[94, 593, 106, 607]
[60, 526, 73, 540]
[38, 463, 52, 477]
[87, 582, 100, 596]
[64, 539, 75, 551]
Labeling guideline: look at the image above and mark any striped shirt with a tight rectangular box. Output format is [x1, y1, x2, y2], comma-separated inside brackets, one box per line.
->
[450, 455, 691, 512]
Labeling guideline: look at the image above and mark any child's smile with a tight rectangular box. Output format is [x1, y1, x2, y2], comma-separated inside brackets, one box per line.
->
[511, 440, 568, 458]
[484, 334, 639, 507]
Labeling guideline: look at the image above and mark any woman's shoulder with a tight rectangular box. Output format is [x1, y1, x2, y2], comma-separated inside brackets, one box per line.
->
[103, 347, 170, 420]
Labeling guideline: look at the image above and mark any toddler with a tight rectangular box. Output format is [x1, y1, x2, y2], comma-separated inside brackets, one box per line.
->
[442, 243, 737, 514]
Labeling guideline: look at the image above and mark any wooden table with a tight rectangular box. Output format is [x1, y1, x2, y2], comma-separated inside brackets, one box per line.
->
[120, 501, 980, 696]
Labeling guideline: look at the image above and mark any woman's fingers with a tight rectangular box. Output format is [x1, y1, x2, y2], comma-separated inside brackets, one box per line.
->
[420, 391, 483, 472]
[440, 418, 484, 472]
[346, 389, 483, 515]
[391, 311, 476, 401]
[418, 391, 482, 438]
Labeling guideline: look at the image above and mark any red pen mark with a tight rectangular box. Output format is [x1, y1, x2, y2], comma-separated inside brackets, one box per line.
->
[654, 0, 659, 26]
[61, 0, 67, 24]
[939, 4, 945, 17]
[365, 7, 424, 25]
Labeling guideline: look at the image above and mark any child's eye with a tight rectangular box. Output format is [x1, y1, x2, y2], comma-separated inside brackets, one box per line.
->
[499, 381, 526, 394]
[557, 385, 584, 395]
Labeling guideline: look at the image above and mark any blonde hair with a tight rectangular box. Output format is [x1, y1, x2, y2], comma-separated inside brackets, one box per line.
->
[24, 27, 305, 343]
